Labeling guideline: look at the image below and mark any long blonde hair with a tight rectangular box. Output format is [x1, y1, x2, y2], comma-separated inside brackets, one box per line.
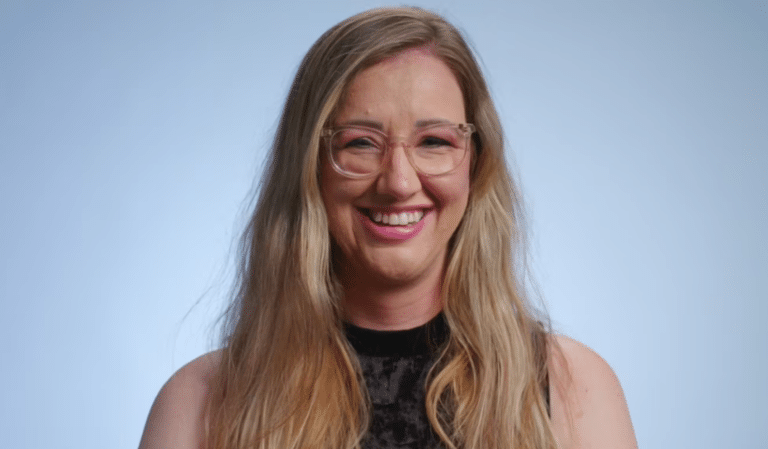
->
[206, 7, 555, 449]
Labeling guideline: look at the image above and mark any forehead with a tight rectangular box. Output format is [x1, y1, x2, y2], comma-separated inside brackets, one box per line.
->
[373, 46, 438, 68]
[349, 48, 458, 96]
[334, 48, 466, 126]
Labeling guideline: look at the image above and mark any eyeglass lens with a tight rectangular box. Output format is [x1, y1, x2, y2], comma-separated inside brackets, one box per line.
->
[330, 125, 469, 176]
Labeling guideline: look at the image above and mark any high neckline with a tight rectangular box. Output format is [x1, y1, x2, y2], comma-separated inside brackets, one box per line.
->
[344, 313, 449, 357]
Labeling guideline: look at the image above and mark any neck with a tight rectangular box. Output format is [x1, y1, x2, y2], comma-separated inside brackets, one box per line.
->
[339, 270, 443, 331]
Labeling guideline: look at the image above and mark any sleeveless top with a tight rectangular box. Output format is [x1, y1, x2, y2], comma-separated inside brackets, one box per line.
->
[344, 314, 448, 449]
[344, 314, 551, 449]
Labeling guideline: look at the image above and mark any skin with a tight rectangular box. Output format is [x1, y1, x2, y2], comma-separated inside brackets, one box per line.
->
[320, 49, 471, 331]
[549, 336, 638, 448]
[138, 47, 637, 449]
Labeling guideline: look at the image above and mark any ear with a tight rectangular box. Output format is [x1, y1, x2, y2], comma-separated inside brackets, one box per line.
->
[469, 131, 481, 179]
[316, 135, 328, 182]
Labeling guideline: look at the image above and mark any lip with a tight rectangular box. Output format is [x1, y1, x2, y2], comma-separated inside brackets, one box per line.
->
[358, 205, 432, 213]
[355, 207, 430, 243]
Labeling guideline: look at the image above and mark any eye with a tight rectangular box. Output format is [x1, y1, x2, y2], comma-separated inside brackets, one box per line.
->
[419, 136, 453, 148]
[344, 137, 378, 149]
[415, 126, 463, 149]
[332, 129, 385, 153]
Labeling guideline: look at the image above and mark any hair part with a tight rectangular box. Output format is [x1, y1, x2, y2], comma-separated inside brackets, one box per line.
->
[206, 6, 556, 449]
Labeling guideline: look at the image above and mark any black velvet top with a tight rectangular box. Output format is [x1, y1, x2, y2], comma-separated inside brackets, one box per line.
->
[344, 314, 449, 449]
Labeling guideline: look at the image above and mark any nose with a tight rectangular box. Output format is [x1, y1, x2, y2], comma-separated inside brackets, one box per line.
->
[375, 141, 421, 199]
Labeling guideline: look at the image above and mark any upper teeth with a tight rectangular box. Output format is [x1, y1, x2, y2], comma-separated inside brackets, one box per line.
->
[370, 210, 424, 226]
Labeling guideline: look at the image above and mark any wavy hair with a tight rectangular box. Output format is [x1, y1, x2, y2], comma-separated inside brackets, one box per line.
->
[206, 7, 556, 449]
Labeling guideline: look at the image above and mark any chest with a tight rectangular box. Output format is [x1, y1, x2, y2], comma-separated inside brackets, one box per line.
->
[357, 353, 443, 449]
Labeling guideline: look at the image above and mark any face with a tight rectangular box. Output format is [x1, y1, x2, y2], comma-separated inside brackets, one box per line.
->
[320, 48, 471, 287]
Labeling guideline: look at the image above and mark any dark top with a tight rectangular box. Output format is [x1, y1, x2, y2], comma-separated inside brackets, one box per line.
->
[344, 314, 550, 449]
[344, 314, 448, 449]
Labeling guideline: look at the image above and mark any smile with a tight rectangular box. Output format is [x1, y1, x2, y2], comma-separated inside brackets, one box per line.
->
[366, 210, 425, 226]
[355, 208, 430, 243]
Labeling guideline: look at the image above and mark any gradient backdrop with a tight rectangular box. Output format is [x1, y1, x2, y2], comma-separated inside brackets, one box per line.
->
[1, 1, 766, 448]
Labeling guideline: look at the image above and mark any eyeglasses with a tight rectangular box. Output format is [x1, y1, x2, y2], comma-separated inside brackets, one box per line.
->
[322, 123, 475, 178]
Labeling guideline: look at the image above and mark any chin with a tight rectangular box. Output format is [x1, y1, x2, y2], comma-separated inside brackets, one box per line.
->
[362, 248, 440, 286]
[372, 264, 423, 285]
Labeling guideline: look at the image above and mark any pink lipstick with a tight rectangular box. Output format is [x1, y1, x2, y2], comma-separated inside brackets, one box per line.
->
[356, 208, 429, 242]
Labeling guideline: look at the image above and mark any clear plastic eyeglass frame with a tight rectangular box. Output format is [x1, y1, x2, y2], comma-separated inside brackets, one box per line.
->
[321, 122, 476, 179]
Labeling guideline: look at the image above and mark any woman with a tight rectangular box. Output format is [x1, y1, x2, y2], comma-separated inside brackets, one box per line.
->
[139, 7, 636, 449]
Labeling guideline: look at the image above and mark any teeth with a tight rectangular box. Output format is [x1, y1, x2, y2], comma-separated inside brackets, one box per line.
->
[369, 210, 424, 226]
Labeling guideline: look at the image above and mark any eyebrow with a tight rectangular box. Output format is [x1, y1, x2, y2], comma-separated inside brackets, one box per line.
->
[340, 119, 384, 130]
[415, 118, 453, 128]
[338, 118, 454, 129]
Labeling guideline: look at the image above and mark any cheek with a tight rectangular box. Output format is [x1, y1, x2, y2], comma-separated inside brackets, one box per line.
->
[320, 166, 344, 239]
[428, 174, 471, 235]
[320, 169, 365, 246]
[320, 160, 347, 212]
[447, 168, 472, 222]
[437, 167, 471, 208]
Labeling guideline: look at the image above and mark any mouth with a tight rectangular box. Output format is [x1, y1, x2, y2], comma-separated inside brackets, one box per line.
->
[359, 208, 426, 226]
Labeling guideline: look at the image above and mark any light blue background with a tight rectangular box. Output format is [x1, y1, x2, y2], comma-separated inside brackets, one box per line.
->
[1, 1, 765, 448]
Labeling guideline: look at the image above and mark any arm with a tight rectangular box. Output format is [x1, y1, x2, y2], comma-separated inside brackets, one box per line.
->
[138, 352, 220, 449]
[549, 336, 637, 449]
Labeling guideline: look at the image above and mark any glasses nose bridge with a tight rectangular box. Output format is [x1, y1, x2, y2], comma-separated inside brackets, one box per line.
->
[383, 132, 419, 173]
[385, 131, 415, 152]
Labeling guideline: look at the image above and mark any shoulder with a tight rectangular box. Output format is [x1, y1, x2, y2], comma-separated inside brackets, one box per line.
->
[138, 350, 222, 449]
[547, 335, 638, 449]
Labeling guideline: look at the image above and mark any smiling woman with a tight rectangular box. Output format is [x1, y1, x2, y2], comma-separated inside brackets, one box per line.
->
[139, 6, 636, 449]
[320, 49, 472, 327]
